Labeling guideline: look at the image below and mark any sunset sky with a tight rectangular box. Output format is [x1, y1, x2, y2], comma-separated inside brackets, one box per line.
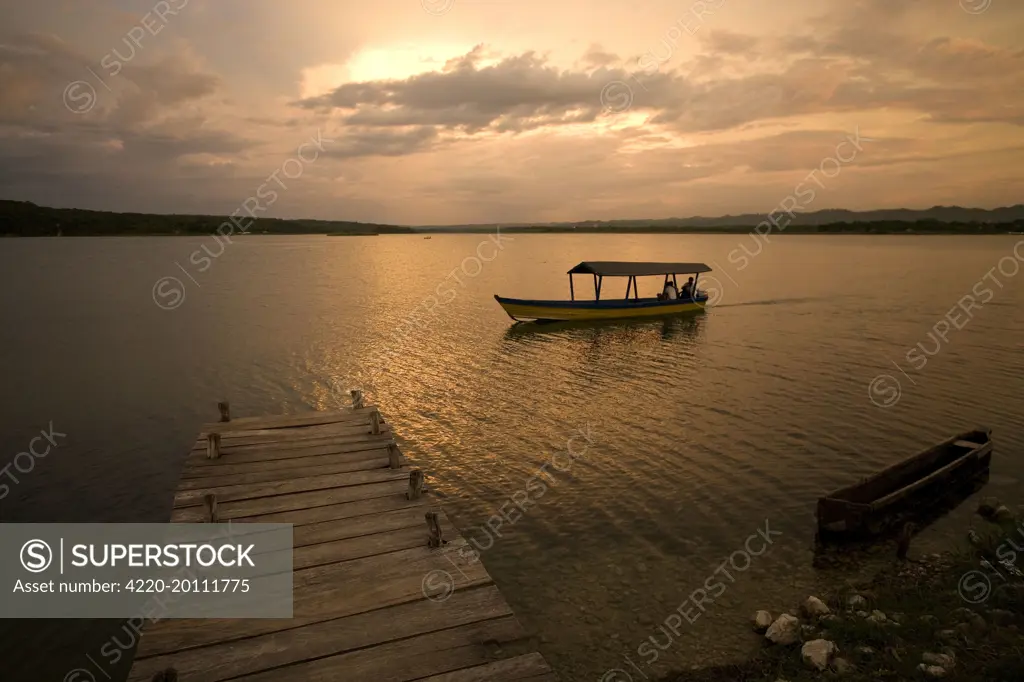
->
[2, 0, 1022, 225]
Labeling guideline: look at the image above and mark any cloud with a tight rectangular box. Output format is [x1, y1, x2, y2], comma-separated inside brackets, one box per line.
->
[2, 0, 1024, 224]
[321, 126, 442, 159]
[0, 30, 256, 212]
[296, 51, 619, 134]
[580, 43, 620, 68]
[699, 29, 762, 57]
[295, 26, 1024, 147]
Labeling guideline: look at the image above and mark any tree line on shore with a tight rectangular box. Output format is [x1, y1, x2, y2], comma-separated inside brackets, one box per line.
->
[0, 200, 412, 236]
[2, 200, 1022, 236]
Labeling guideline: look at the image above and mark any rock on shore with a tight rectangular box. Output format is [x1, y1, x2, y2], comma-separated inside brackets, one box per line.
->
[802, 596, 830, 618]
[801, 639, 838, 670]
[764, 614, 800, 645]
[753, 610, 773, 633]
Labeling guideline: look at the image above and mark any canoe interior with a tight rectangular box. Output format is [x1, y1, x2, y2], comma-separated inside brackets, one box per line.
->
[831, 429, 991, 503]
[817, 428, 992, 537]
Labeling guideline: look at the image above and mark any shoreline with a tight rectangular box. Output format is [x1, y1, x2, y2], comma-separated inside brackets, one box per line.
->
[649, 503, 1024, 682]
[4, 229, 1024, 237]
[3, 199, 1022, 237]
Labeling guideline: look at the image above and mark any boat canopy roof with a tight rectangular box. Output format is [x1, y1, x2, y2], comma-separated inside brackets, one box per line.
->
[567, 261, 712, 277]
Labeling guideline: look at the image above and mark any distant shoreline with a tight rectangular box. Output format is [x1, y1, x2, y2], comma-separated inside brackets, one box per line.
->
[5, 227, 1024, 237]
[2, 199, 1022, 237]
[408, 226, 1024, 235]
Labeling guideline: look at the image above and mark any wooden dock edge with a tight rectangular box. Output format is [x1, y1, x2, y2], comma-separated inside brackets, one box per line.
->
[127, 396, 557, 682]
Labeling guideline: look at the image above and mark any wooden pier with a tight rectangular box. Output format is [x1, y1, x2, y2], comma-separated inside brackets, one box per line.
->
[127, 393, 555, 682]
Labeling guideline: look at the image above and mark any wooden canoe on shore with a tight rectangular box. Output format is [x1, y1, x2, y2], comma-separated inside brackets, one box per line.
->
[817, 428, 993, 537]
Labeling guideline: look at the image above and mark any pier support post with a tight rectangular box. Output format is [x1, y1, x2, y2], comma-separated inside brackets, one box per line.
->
[370, 408, 381, 435]
[388, 442, 401, 469]
[425, 511, 444, 547]
[204, 494, 218, 522]
[408, 469, 424, 500]
[218, 401, 230, 422]
[350, 389, 364, 409]
[206, 432, 221, 459]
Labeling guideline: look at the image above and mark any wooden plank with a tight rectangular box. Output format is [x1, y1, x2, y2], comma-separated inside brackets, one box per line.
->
[198, 507, 442, 558]
[199, 417, 384, 440]
[293, 515, 458, 570]
[189, 423, 392, 450]
[180, 448, 393, 478]
[126, 585, 513, 682]
[133, 536, 490, 656]
[294, 526, 426, 569]
[200, 408, 375, 433]
[177, 455, 391, 489]
[202, 409, 349, 431]
[189, 432, 390, 453]
[170, 480, 410, 521]
[292, 507, 430, 546]
[414, 653, 555, 681]
[228, 616, 527, 682]
[173, 468, 409, 508]
[170, 489, 422, 523]
[187, 435, 396, 461]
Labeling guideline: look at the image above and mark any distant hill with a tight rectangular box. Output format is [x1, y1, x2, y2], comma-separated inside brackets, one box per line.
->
[0, 200, 413, 237]
[2, 199, 1022, 236]
[416, 205, 1024, 230]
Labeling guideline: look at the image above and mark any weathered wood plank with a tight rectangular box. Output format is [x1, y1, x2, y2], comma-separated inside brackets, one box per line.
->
[199, 417, 385, 441]
[293, 515, 457, 570]
[230, 517, 458, 573]
[173, 468, 409, 508]
[190, 430, 378, 451]
[292, 507, 431, 546]
[180, 440, 395, 473]
[177, 456, 391, 489]
[169, 488, 421, 523]
[187, 435, 396, 461]
[169, 480, 410, 521]
[157, 507, 442, 569]
[203, 507, 440, 556]
[203, 408, 353, 430]
[228, 616, 527, 682]
[189, 423, 392, 450]
[414, 653, 555, 681]
[134, 536, 489, 656]
[199, 408, 375, 433]
[125, 585, 513, 682]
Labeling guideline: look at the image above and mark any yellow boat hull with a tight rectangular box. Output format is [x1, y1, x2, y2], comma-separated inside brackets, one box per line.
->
[494, 295, 707, 322]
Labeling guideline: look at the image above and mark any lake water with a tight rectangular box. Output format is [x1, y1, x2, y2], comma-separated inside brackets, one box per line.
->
[1, 233, 1023, 681]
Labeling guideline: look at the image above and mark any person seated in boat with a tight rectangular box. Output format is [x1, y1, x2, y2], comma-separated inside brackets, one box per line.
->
[680, 277, 694, 298]
[662, 280, 678, 300]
